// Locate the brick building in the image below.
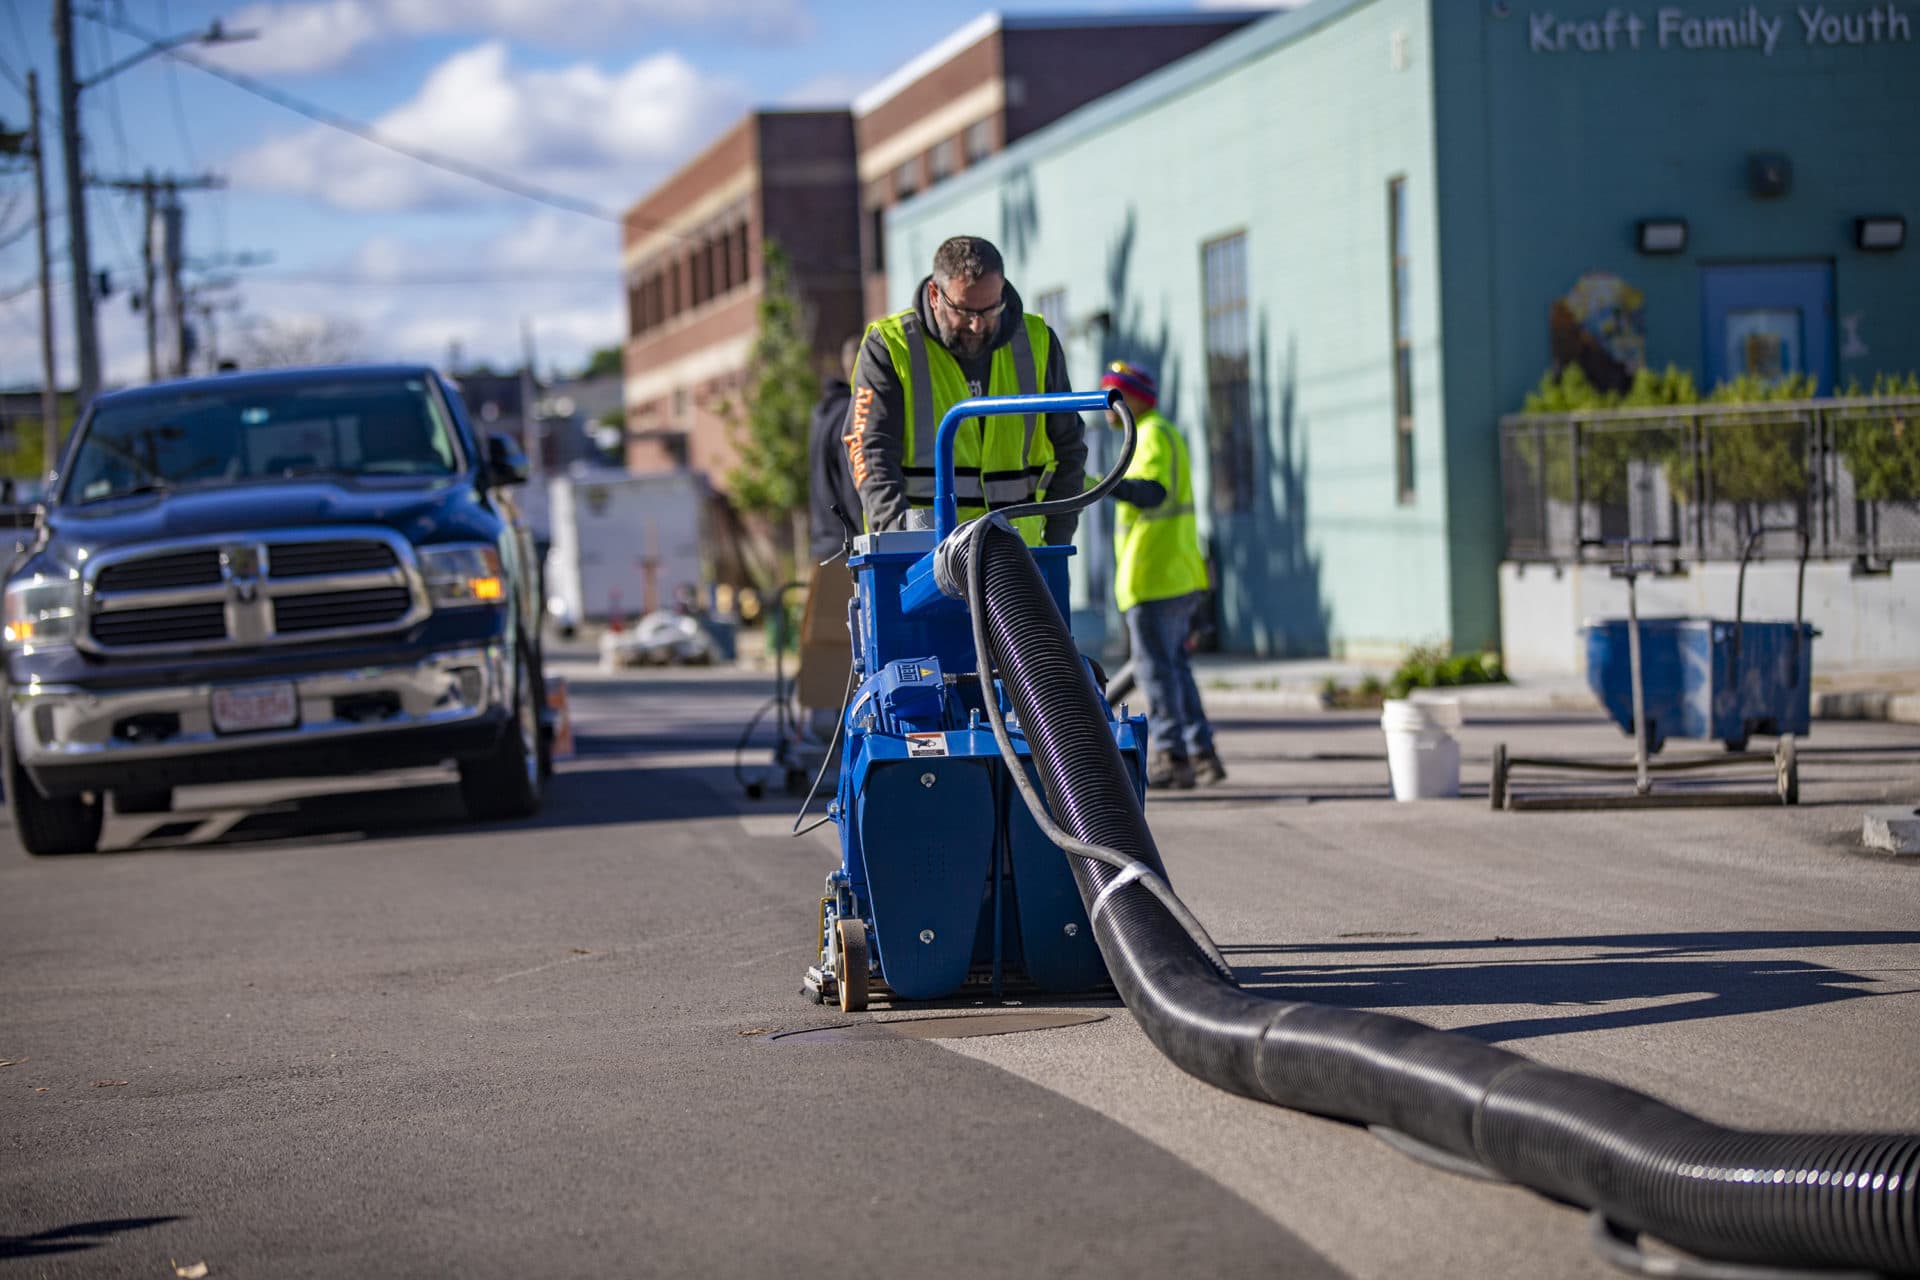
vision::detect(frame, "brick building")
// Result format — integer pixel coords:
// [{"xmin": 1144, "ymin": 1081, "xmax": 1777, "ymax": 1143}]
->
[
  {"xmin": 853, "ymin": 10, "xmax": 1264, "ymax": 319},
  {"xmin": 619, "ymin": 111, "xmax": 862, "ymax": 481},
  {"xmin": 617, "ymin": 13, "xmax": 1266, "ymax": 490}
]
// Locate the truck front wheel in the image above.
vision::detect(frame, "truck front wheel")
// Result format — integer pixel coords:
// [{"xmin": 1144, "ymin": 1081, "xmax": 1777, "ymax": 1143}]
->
[
  {"xmin": 458, "ymin": 645, "xmax": 543, "ymax": 821},
  {"xmin": 6, "ymin": 724, "xmax": 103, "ymax": 856}
]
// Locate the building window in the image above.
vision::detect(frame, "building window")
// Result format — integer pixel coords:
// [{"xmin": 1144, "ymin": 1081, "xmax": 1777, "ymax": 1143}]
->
[
  {"xmin": 1032, "ymin": 288, "xmax": 1067, "ymax": 330},
  {"xmin": 894, "ymin": 157, "xmax": 920, "ymax": 202},
  {"xmin": 929, "ymin": 137, "xmax": 959, "ymax": 185},
  {"xmin": 964, "ymin": 118, "xmax": 993, "ymax": 165},
  {"xmin": 868, "ymin": 205, "xmax": 887, "ymax": 273},
  {"xmin": 1201, "ymin": 232, "xmax": 1254, "ymax": 516},
  {"xmin": 1389, "ymin": 176, "xmax": 1414, "ymax": 504}
]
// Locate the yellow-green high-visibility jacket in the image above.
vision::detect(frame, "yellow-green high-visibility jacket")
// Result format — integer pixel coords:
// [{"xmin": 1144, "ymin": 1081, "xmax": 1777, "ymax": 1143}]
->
[
  {"xmin": 1114, "ymin": 408, "xmax": 1208, "ymax": 612},
  {"xmin": 870, "ymin": 309, "xmax": 1057, "ymax": 545}
]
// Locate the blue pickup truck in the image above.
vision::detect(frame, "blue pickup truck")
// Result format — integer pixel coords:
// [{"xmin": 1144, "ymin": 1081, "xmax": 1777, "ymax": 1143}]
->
[{"xmin": 3, "ymin": 364, "xmax": 551, "ymax": 855}]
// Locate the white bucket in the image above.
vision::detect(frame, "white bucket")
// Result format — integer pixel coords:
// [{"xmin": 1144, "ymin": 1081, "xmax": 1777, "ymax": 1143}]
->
[{"xmin": 1381, "ymin": 697, "xmax": 1462, "ymax": 801}]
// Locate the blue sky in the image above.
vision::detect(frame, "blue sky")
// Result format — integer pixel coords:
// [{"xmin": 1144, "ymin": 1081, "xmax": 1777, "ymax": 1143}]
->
[{"xmin": 0, "ymin": 0, "xmax": 1270, "ymax": 390}]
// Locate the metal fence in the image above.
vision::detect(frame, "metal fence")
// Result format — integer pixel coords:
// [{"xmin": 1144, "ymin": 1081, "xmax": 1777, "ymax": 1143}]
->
[{"xmin": 1499, "ymin": 397, "xmax": 1920, "ymax": 565}]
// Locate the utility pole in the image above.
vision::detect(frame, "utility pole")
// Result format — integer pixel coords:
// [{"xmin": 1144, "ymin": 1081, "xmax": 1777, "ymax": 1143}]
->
[
  {"xmin": 53, "ymin": 0, "xmax": 100, "ymax": 405},
  {"xmin": 95, "ymin": 173, "xmax": 223, "ymax": 383},
  {"xmin": 28, "ymin": 74, "xmax": 60, "ymax": 478},
  {"xmin": 51, "ymin": 4, "xmax": 257, "ymax": 402}
]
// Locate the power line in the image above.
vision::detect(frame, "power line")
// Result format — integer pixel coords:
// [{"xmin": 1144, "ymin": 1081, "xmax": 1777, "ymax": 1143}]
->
[
  {"xmin": 0, "ymin": 205, "xmax": 62, "ymax": 254},
  {"xmin": 89, "ymin": 19, "xmax": 134, "ymax": 168},
  {"xmin": 0, "ymin": 51, "xmax": 27, "ymax": 98},
  {"xmin": 156, "ymin": 0, "xmax": 198, "ymax": 169},
  {"xmin": 88, "ymin": 8, "xmax": 628, "ymax": 227}
]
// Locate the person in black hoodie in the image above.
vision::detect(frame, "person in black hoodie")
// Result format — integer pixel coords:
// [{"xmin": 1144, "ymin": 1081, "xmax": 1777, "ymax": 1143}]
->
[
  {"xmin": 846, "ymin": 235, "xmax": 1086, "ymax": 547},
  {"xmin": 806, "ymin": 336, "xmax": 862, "ymax": 562}
]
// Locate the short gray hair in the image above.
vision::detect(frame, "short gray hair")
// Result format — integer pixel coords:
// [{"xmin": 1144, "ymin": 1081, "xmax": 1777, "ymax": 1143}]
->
[{"xmin": 931, "ymin": 236, "xmax": 1004, "ymax": 287}]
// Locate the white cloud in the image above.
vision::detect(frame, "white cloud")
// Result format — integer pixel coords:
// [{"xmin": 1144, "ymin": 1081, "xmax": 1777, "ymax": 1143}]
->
[
  {"xmin": 241, "ymin": 211, "xmax": 623, "ymax": 376},
  {"xmin": 230, "ymin": 41, "xmax": 749, "ymax": 213},
  {"xmin": 207, "ymin": 0, "xmax": 810, "ymax": 74},
  {"xmin": 201, "ymin": 1, "xmax": 381, "ymax": 75}
]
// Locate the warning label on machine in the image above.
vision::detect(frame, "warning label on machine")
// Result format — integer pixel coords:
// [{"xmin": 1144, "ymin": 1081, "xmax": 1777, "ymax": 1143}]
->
[{"xmin": 905, "ymin": 732, "xmax": 949, "ymax": 758}]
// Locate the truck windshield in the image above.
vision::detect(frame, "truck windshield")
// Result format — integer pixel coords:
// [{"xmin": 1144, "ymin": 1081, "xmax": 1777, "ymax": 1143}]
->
[{"xmin": 63, "ymin": 376, "xmax": 464, "ymax": 504}]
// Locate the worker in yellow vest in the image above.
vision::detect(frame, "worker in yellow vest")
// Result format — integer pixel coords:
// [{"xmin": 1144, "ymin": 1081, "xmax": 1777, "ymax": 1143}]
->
[
  {"xmin": 1101, "ymin": 360, "xmax": 1224, "ymax": 789},
  {"xmin": 846, "ymin": 236, "xmax": 1087, "ymax": 547}
]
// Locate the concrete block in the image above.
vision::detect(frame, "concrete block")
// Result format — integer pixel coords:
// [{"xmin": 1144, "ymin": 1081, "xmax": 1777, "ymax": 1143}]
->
[{"xmin": 1862, "ymin": 807, "xmax": 1920, "ymax": 856}]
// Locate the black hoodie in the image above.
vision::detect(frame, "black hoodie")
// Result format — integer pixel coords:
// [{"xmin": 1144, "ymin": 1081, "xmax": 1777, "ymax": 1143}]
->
[{"xmin": 849, "ymin": 276, "xmax": 1087, "ymax": 546}]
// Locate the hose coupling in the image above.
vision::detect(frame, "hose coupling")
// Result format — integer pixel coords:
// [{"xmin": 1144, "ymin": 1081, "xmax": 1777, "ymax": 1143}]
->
[{"xmin": 933, "ymin": 514, "xmax": 1013, "ymax": 600}]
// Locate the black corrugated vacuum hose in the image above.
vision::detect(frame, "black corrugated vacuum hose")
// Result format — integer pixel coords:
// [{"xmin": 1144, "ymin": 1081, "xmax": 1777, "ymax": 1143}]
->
[{"xmin": 950, "ymin": 516, "xmax": 1919, "ymax": 1277}]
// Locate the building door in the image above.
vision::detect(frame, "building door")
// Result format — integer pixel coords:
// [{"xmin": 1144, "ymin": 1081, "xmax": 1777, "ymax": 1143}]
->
[{"xmin": 1701, "ymin": 262, "xmax": 1835, "ymax": 394}]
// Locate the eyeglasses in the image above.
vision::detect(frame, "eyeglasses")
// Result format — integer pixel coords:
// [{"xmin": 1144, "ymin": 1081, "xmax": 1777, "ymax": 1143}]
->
[{"xmin": 933, "ymin": 285, "xmax": 1006, "ymax": 323}]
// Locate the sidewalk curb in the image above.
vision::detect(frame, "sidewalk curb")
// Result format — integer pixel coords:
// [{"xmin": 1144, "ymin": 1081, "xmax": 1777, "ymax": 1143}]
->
[
  {"xmin": 544, "ymin": 656, "xmax": 1920, "ymax": 727},
  {"xmin": 1204, "ymin": 686, "xmax": 1920, "ymax": 724}
]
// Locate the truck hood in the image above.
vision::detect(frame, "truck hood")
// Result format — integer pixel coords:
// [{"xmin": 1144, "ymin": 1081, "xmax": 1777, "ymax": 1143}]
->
[{"xmin": 41, "ymin": 477, "xmax": 495, "ymax": 562}]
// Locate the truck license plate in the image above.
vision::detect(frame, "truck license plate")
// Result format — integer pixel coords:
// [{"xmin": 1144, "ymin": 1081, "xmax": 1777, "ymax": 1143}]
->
[{"xmin": 211, "ymin": 682, "xmax": 298, "ymax": 734}]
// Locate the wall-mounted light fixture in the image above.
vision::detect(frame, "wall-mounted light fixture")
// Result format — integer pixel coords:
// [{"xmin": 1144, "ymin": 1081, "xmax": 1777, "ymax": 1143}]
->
[
  {"xmin": 1636, "ymin": 219, "xmax": 1689, "ymax": 255},
  {"xmin": 1855, "ymin": 216, "xmax": 1906, "ymax": 252}
]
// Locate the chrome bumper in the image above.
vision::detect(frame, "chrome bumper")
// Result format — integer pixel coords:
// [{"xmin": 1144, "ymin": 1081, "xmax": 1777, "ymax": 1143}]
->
[{"xmin": 10, "ymin": 645, "xmax": 509, "ymax": 768}]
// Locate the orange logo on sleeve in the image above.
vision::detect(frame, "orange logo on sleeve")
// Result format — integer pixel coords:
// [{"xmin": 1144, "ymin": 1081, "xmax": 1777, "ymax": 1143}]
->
[{"xmin": 844, "ymin": 386, "xmax": 873, "ymax": 485}]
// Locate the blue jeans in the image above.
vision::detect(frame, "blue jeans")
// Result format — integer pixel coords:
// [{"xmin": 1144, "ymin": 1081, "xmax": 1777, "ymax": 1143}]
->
[{"xmin": 1125, "ymin": 592, "xmax": 1214, "ymax": 759}]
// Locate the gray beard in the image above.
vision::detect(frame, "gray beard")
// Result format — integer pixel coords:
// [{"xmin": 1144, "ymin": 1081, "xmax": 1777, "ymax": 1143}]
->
[{"xmin": 935, "ymin": 315, "xmax": 991, "ymax": 360}]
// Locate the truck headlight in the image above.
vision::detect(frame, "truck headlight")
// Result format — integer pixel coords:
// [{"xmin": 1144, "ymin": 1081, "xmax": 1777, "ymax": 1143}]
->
[
  {"xmin": 3, "ymin": 572, "xmax": 82, "ymax": 649},
  {"xmin": 419, "ymin": 544, "xmax": 506, "ymax": 608}
]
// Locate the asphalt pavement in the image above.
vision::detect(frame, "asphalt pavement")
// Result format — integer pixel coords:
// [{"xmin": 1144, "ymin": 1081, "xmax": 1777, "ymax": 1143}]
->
[{"xmin": 3, "ymin": 660, "xmax": 1917, "ymax": 1278}]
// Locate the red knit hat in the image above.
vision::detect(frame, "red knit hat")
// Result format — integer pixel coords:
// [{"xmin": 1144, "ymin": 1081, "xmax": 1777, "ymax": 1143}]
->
[{"xmin": 1100, "ymin": 359, "xmax": 1158, "ymax": 407}]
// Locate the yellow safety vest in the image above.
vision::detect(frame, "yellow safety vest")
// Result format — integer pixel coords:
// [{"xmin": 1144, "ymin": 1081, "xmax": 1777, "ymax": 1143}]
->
[
  {"xmin": 1114, "ymin": 409, "xmax": 1208, "ymax": 612},
  {"xmin": 872, "ymin": 309, "xmax": 1057, "ymax": 545}
]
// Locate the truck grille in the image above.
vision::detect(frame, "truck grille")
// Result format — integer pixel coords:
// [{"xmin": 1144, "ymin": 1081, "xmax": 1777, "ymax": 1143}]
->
[
  {"xmin": 84, "ymin": 530, "xmax": 426, "ymax": 653},
  {"xmin": 268, "ymin": 540, "xmax": 399, "ymax": 578},
  {"xmin": 94, "ymin": 549, "xmax": 223, "ymax": 592},
  {"xmin": 90, "ymin": 601, "xmax": 228, "ymax": 646},
  {"xmin": 274, "ymin": 587, "xmax": 414, "ymax": 633}
]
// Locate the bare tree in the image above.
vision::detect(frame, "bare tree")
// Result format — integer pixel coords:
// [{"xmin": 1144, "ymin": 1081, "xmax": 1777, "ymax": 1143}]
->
[{"xmin": 231, "ymin": 314, "xmax": 368, "ymax": 369}]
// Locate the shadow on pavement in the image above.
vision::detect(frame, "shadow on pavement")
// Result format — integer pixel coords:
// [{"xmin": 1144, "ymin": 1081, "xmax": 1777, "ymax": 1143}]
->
[
  {"xmin": 110, "ymin": 761, "xmax": 756, "ymax": 855},
  {"xmin": 1223, "ymin": 930, "xmax": 1920, "ymax": 1042},
  {"xmin": 0, "ymin": 1216, "xmax": 182, "ymax": 1261}
]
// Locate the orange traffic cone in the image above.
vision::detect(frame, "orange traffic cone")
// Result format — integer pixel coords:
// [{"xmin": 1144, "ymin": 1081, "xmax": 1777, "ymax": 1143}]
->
[{"xmin": 546, "ymin": 676, "xmax": 575, "ymax": 761}]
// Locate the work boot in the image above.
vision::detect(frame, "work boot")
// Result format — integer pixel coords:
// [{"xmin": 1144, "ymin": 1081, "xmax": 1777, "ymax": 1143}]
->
[
  {"xmin": 1192, "ymin": 750, "xmax": 1228, "ymax": 786},
  {"xmin": 1146, "ymin": 749, "xmax": 1195, "ymax": 790}
]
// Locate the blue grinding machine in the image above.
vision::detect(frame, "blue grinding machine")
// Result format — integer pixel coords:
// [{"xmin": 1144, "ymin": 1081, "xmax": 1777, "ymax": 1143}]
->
[{"xmin": 802, "ymin": 390, "xmax": 1146, "ymax": 1011}]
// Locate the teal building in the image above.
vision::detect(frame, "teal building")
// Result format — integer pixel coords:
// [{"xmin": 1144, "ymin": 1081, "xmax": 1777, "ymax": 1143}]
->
[{"xmin": 883, "ymin": 0, "xmax": 1920, "ymax": 658}]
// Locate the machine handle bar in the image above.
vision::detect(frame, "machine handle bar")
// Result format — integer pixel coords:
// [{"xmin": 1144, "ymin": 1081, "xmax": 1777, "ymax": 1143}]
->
[{"xmin": 934, "ymin": 390, "xmax": 1119, "ymax": 542}]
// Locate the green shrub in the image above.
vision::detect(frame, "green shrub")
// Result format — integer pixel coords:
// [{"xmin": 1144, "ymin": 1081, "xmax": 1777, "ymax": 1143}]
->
[
  {"xmin": 1386, "ymin": 643, "xmax": 1505, "ymax": 701},
  {"xmin": 1832, "ymin": 373, "xmax": 1920, "ymax": 502},
  {"xmin": 1516, "ymin": 367, "xmax": 1920, "ymax": 507}
]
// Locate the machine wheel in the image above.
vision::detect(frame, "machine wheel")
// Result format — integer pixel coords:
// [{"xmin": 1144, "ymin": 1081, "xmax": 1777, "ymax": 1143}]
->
[
  {"xmin": 835, "ymin": 918, "xmax": 869, "ymax": 1013},
  {"xmin": 1776, "ymin": 736, "xmax": 1799, "ymax": 806},
  {"xmin": 459, "ymin": 645, "xmax": 543, "ymax": 821},
  {"xmin": 7, "ymin": 723, "xmax": 102, "ymax": 856},
  {"xmin": 115, "ymin": 788, "xmax": 174, "ymax": 815},
  {"xmin": 1489, "ymin": 743, "xmax": 1508, "ymax": 812}
]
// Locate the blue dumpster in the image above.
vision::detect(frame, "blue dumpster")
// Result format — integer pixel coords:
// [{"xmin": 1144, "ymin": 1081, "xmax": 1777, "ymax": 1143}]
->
[{"xmin": 1583, "ymin": 618, "xmax": 1814, "ymax": 752}]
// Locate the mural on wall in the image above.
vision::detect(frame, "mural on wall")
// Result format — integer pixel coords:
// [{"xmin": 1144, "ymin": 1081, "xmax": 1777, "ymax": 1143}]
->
[{"xmin": 1548, "ymin": 271, "xmax": 1647, "ymax": 393}]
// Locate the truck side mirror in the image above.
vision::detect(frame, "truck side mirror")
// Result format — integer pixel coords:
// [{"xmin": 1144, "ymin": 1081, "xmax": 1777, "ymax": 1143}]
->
[{"xmin": 486, "ymin": 433, "xmax": 529, "ymax": 486}]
